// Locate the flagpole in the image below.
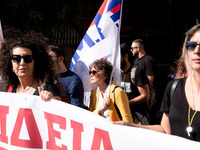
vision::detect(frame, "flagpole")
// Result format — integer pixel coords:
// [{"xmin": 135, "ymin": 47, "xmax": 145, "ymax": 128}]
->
[
  {"xmin": 108, "ymin": 0, "xmax": 123, "ymax": 94},
  {"xmin": 0, "ymin": 19, "xmax": 4, "ymax": 41}
]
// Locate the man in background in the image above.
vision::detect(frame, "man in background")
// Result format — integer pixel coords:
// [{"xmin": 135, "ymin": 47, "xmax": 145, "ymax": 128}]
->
[
  {"xmin": 131, "ymin": 39, "xmax": 154, "ymax": 83},
  {"xmin": 131, "ymin": 39, "xmax": 157, "ymax": 124},
  {"xmin": 48, "ymin": 44, "xmax": 85, "ymax": 108},
  {"xmin": 120, "ymin": 43, "xmax": 150, "ymax": 124}
]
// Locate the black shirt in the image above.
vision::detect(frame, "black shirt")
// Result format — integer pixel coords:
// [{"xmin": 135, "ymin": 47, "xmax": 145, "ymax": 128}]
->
[
  {"xmin": 161, "ymin": 77, "xmax": 200, "ymax": 141},
  {"xmin": 134, "ymin": 54, "xmax": 154, "ymax": 76},
  {"xmin": 121, "ymin": 66, "xmax": 149, "ymax": 116}
]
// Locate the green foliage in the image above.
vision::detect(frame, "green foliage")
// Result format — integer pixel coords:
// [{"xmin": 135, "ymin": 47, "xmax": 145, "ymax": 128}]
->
[{"xmin": 19, "ymin": 0, "xmax": 86, "ymax": 38}]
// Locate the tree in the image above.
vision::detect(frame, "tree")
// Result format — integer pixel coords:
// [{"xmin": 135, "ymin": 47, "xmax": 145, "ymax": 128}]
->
[{"xmin": 18, "ymin": 0, "xmax": 93, "ymax": 40}]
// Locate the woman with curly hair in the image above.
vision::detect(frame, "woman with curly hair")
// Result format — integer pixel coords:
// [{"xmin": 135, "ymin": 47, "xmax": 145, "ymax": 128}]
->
[{"xmin": 0, "ymin": 31, "xmax": 61, "ymax": 101}]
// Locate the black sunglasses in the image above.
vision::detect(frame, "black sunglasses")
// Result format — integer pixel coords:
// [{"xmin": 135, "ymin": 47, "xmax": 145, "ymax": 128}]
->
[
  {"xmin": 130, "ymin": 46, "xmax": 139, "ymax": 51},
  {"xmin": 89, "ymin": 70, "xmax": 98, "ymax": 76},
  {"xmin": 11, "ymin": 55, "xmax": 34, "ymax": 63},
  {"xmin": 186, "ymin": 41, "xmax": 200, "ymax": 52}
]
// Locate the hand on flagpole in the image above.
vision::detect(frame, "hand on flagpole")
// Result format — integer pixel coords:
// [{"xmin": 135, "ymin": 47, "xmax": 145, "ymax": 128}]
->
[{"xmin": 94, "ymin": 96, "xmax": 110, "ymax": 116}]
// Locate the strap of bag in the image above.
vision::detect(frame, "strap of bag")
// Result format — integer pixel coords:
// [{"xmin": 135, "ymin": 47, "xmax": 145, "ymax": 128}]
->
[
  {"xmin": 170, "ymin": 79, "xmax": 181, "ymax": 102},
  {"xmin": 130, "ymin": 64, "xmax": 138, "ymax": 85},
  {"xmin": 112, "ymin": 86, "xmax": 122, "ymax": 120}
]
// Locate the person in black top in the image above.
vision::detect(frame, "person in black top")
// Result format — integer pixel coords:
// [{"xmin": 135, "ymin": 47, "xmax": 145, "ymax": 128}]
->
[
  {"xmin": 120, "ymin": 43, "xmax": 150, "ymax": 124},
  {"xmin": 131, "ymin": 39, "xmax": 155, "ymax": 83},
  {"xmin": 114, "ymin": 24, "xmax": 200, "ymax": 142},
  {"xmin": 131, "ymin": 39, "xmax": 157, "ymax": 124}
]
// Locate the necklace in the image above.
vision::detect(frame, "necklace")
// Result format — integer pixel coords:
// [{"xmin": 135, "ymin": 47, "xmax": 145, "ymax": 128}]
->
[
  {"xmin": 20, "ymin": 79, "xmax": 35, "ymax": 92},
  {"xmin": 186, "ymin": 76, "xmax": 198, "ymax": 137},
  {"xmin": 186, "ymin": 106, "xmax": 198, "ymax": 137}
]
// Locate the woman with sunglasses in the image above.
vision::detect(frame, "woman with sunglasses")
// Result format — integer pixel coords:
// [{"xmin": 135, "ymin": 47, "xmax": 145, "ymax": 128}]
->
[
  {"xmin": 114, "ymin": 24, "xmax": 200, "ymax": 142},
  {"xmin": 89, "ymin": 59, "xmax": 133, "ymax": 123},
  {"xmin": 0, "ymin": 31, "xmax": 61, "ymax": 101}
]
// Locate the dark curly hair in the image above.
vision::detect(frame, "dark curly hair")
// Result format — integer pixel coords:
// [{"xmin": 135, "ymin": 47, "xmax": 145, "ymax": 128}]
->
[
  {"xmin": 0, "ymin": 30, "xmax": 58, "ymax": 89},
  {"xmin": 89, "ymin": 59, "xmax": 113, "ymax": 85}
]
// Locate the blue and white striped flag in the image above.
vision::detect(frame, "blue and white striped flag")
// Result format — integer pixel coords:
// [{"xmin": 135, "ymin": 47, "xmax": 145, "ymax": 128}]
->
[{"xmin": 70, "ymin": 0, "xmax": 123, "ymax": 92}]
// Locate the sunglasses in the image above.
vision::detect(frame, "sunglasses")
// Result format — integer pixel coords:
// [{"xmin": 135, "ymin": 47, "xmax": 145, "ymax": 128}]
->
[
  {"xmin": 186, "ymin": 41, "xmax": 200, "ymax": 52},
  {"xmin": 89, "ymin": 70, "xmax": 99, "ymax": 76},
  {"xmin": 11, "ymin": 55, "xmax": 34, "ymax": 63},
  {"xmin": 130, "ymin": 46, "xmax": 139, "ymax": 51}
]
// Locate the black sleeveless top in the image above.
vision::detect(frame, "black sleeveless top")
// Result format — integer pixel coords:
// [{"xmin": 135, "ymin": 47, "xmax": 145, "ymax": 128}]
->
[{"xmin": 161, "ymin": 77, "xmax": 200, "ymax": 141}]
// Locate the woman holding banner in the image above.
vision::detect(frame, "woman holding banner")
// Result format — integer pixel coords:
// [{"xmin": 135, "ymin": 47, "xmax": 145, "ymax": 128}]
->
[
  {"xmin": 89, "ymin": 59, "xmax": 133, "ymax": 123},
  {"xmin": 114, "ymin": 24, "xmax": 200, "ymax": 142},
  {"xmin": 0, "ymin": 31, "xmax": 61, "ymax": 101}
]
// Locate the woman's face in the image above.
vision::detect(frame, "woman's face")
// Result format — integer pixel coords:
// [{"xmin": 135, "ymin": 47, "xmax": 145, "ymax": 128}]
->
[
  {"xmin": 89, "ymin": 66, "xmax": 105, "ymax": 85},
  {"xmin": 188, "ymin": 30, "xmax": 200, "ymax": 72},
  {"xmin": 11, "ymin": 47, "xmax": 34, "ymax": 79}
]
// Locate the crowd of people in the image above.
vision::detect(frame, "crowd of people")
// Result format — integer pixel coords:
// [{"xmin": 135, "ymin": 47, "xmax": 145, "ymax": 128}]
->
[
  {"xmin": 114, "ymin": 24, "xmax": 200, "ymax": 142},
  {"xmin": 0, "ymin": 24, "xmax": 200, "ymax": 142}
]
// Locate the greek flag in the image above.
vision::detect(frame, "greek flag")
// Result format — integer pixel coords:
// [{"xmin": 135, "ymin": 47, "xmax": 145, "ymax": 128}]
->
[{"xmin": 70, "ymin": 0, "xmax": 123, "ymax": 92}]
